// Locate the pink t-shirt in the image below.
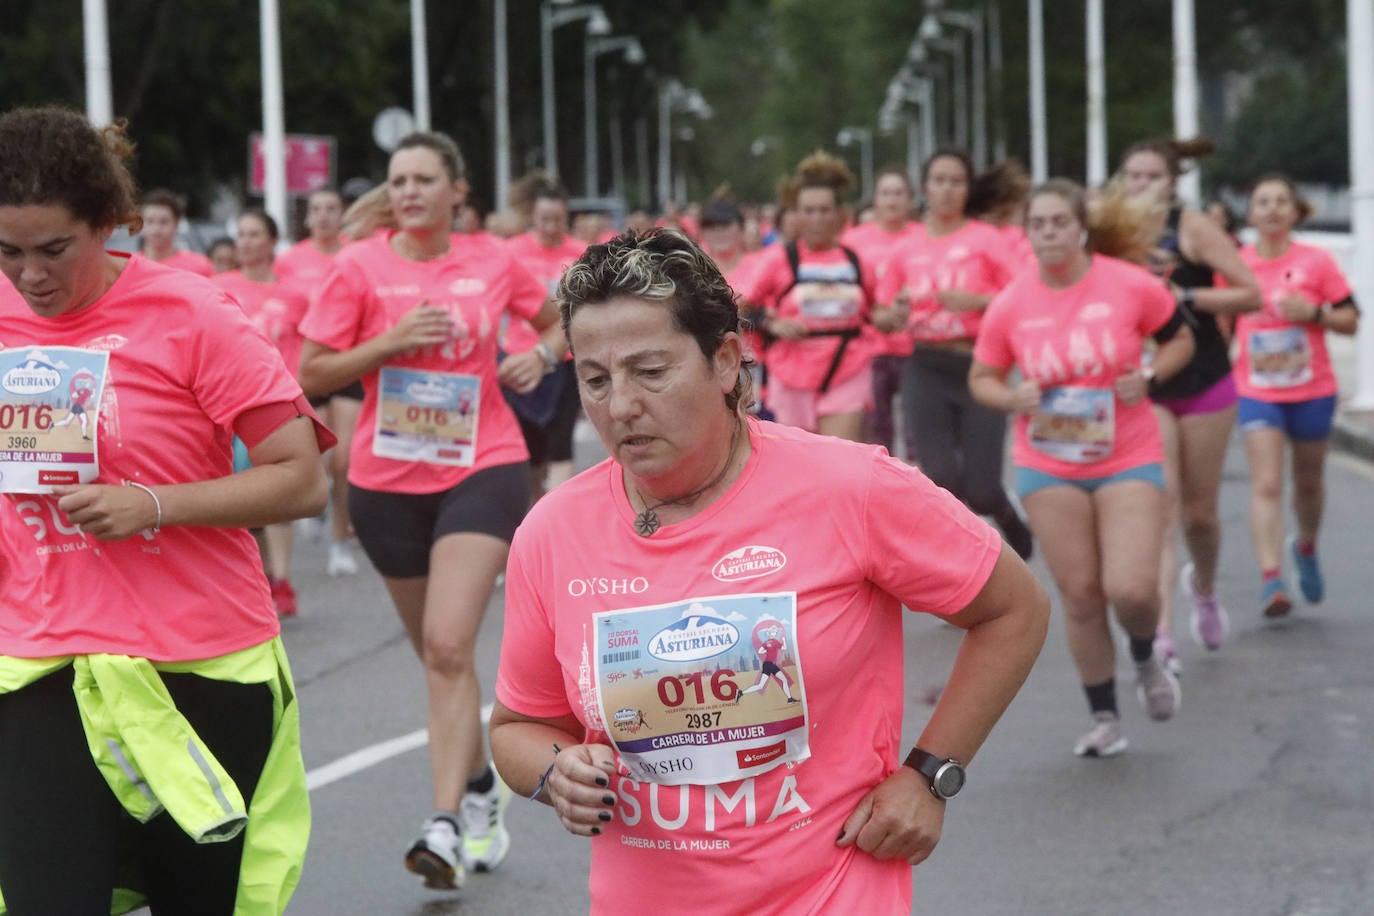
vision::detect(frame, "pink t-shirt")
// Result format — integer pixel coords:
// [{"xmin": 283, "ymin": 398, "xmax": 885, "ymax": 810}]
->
[
  {"xmin": 214, "ymin": 271, "xmax": 309, "ymax": 379},
  {"xmin": 1231, "ymin": 241, "xmax": 1351, "ymax": 402},
  {"xmin": 842, "ymin": 221, "xmax": 925, "ymax": 356},
  {"xmin": 274, "ymin": 238, "xmax": 339, "ymax": 294},
  {"xmin": 138, "ymin": 249, "xmax": 214, "ymax": 277},
  {"xmin": 996, "ymin": 224, "xmax": 1035, "ymax": 270},
  {"xmin": 738, "ymin": 243, "xmax": 879, "ymax": 391},
  {"xmin": 723, "ymin": 251, "xmax": 768, "ymax": 366},
  {"xmin": 0, "ymin": 255, "xmax": 325, "ymax": 660},
  {"xmin": 497, "ymin": 418, "xmax": 1002, "ymax": 915},
  {"xmin": 876, "ymin": 219, "xmax": 1018, "ymax": 344},
  {"xmin": 975, "ymin": 255, "xmax": 1176, "ymax": 478},
  {"xmin": 298, "ymin": 231, "xmax": 547, "ymax": 494},
  {"xmin": 503, "ymin": 232, "xmax": 586, "ymax": 355}
]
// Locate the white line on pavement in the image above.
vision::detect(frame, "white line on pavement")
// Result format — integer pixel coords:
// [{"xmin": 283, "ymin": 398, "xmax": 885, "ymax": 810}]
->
[{"xmin": 304, "ymin": 703, "xmax": 494, "ymax": 792}]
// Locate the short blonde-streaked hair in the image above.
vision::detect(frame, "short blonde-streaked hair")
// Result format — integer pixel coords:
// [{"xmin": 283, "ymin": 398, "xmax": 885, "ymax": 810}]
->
[{"xmin": 556, "ymin": 229, "xmax": 754, "ymax": 414}]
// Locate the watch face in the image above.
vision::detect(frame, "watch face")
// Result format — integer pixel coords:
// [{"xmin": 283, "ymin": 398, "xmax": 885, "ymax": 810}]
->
[{"xmin": 935, "ymin": 762, "xmax": 965, "ymax": 798}]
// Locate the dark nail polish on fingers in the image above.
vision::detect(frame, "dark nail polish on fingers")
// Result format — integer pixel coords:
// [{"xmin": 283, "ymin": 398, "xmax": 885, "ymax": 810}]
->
[
  {"xmin": 595, "ymin": 775, "xmax": 609, "ymax": 787},
  {"xmin": 599, "ymin": 811, "xmax": 612, "ymax": 822},
  {"xmin": 602, "ymin": 794, "xmax": 615, "ymax": 806},
  {"xmin": 591, "ymin": 826, "xmax": 602, "ymax": 836}
]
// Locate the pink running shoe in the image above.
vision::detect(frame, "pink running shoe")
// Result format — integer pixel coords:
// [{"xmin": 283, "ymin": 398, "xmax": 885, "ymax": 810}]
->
[{"xmin": 1181, "ymin": 562, "xmax": 1228, "ymax": 651}]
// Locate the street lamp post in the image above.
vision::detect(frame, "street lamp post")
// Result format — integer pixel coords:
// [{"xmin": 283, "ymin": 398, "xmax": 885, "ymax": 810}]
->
[
  {"xmin": 411, "ymin": 0, "xmax": 431, "ymax": 130},
  {"xmin": 494, "ymin": 0, "xmax": 511, "ymax": 211},
  {"xmin": 657, "ymin": 80, "xmax": 711, "ymax": 209},
  {"xmin": 1173, "ymin": 0, "xmax": 1201, "ymax": 205},
  {"xmin": 988, "ymin": 0, "xmax": 1006, "ymax": 161},
  {"xmin": 1028, "ymin": 0, "xmax": 1048, "ymax": 181},
  {"xmin": 881, "ymin": 69, "xmax": 934, "ymax": 178},
  {"xmin": 1347, "ymin": 0, "xmax": 1374, "ymax": 408},
  {"xmin": 259, "ymin": 0, "xmax": 288, "ymax": 239},
  {"xmin": 584, "ymin": 35, "xmax": 644, "ymax": 198},
  {"xmin": 926, "ymin": 36, "xmax": 968, "ymax": 151},
  {"xmin": 837, "ymin": 127, "xmax": 875, "ymax": 202},
  {"xmin": 921, "ymin": 5, "xmax": 987, "ymax": 168},
  {"xmin": 1086, "ymin": 0, "xmax": 1108, "ymax": 186},
  {"xmin": 82, "ymin": 0, "xmax": 113, "ymax": 127},
  {"xmin": 541, "ymin": 2, "xmax": 610, "ymax": 178}
]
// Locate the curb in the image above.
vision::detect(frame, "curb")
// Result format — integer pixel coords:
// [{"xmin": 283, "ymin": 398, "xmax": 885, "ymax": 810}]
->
[{"xmin": 1332, "ymin": 411, "xmax": 1374, "ymax": 464}]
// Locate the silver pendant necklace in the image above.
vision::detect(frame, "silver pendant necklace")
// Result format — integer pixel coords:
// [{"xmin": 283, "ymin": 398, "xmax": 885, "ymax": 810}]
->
[{"xmin": 631, "ymin": 421, "xmax": 742, "ymax": 537}]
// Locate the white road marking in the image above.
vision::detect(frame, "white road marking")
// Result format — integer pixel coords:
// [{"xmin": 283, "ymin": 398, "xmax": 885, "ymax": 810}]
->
[{"xmin": 305, "ymin": 703, "xmax": 493, "ymax": 792}]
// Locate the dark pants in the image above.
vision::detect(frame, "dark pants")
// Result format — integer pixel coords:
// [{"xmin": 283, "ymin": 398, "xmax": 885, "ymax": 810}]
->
[
  {"xmin": 0, "ymin": 666, "xmax": 273, "ymax": 915},
  {"xmin": 901, "ymin": 346, "xmax": 1014, "ymax": 516},
  {"xmin": 868, "ymin": 353, "xmax": 918, "ymax": 462}
]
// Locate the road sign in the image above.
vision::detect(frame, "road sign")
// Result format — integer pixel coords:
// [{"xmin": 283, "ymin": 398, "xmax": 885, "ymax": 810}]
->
[
  {"xmin": 372, "ymin": 107, "xmax": 416, "ymax": 153},
  {"xmin": 248, "ymin": 133, "xmax": 335, "ymax": 196}
]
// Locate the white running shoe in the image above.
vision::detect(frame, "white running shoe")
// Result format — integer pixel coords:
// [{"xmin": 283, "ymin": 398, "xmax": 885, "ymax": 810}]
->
[
  {"xmin": 458, "ymin": 773, "xmax": 512, "ymax": 873},
  {"xmin": 326, "ymin": 540, "xmax": 359, "ymax": 576},
  {"xmin": 1073, "ymin": 712, "xmax": 1128, "ymax": 758},
  {"xmin": 405, "ymin": 815, "xmax": 465, "ymax": 890}
]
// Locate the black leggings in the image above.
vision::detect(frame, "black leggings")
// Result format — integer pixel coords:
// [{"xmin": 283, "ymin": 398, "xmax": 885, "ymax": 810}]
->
[
  {"xmin": 0, "ymin": 666, "xmax": 273, "ymax": 916},
  {"xmin": 901, "ymin": 346, "xmax": 1014, "ymax": 516}
]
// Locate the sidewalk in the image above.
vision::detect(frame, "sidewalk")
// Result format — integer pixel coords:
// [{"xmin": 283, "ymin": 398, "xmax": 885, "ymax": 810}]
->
[{"xmin": 1328, "ymin": 333, "xmax": 1374, "ymax": 462}]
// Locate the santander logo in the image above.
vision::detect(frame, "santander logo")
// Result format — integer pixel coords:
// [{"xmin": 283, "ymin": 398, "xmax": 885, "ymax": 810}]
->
[{"xmin": 712, "ymin": 545, "xmax": 787, "ymax": 583}]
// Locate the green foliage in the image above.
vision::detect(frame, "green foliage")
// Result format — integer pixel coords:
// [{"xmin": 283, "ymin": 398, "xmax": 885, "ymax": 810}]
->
[{"xmin": 0, "ymin": 0, "xmax": 1352, "ymax": 217}]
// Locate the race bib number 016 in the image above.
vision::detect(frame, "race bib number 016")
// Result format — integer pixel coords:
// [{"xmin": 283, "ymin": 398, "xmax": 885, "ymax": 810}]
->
[
  {"xmin": 0, "ymin": 347, "xmax": 108, "ymax": 494},
  {"xmin": 594, "ymin": 592, "xmax": 809, "ymax": 786},
  {"xmin": 374, "ymin": 367, "xmax": 479, "ymax": 466}
]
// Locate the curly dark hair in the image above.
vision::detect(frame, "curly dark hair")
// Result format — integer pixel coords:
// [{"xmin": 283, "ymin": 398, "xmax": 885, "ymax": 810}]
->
[
  {"xmin": 556, "ymin": 228, "xmax": 754, "ymax": 414},
  {"xmin": 0, "ymin": 106, "xmax": 142, "ymax": 232}
]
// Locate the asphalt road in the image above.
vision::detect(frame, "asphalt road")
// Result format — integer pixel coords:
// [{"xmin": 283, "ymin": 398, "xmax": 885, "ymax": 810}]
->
[{"xmin": 276, "ymin": 427, "xmax": 1374, "ymax": 916}]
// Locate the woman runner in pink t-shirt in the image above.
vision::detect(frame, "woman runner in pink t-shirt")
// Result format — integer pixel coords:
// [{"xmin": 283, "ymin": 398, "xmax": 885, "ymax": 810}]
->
[
  {"xmin": 738, "ymin": 152, "xmax": 878, "ymax": 442},
  {"xmin": 502, "ymin": 176, "xmax": 587, "ymax": 503},
  {"xmin": 216, "ymin": 209, "xmax": 311, "ymax": 615},
  {"xmin": 297, "ymin": 132, "xmax": 565, "ymax": 892},
  {"xmin": 275, "ymin": 187, "xmax": 363, "ymax": 578},
  {"xmin": 136, "ymin": 187, "xmax": 214, "ymax": 277},
  {"xmin": 699, "ymin": 198, "xmax": 768, "ymax": 413},
  {"xmin": 840, "ymin": 167, "xmax": 922, "ymax": 460},
  {"xmin": 970, "ymin": 179, "xmax": 1196, "ymax": 758},
  {"xmin": 489, "ymin": 229, "xmax": 1048, "ymax": 915},
  {"xmin": 0, "ymin": 106, "xmax": 331, "ymax": 915},
  {"xmin": 1233, "ymin": 176, "xmax": 1360, "ymax": 616},
  {"xmin": 874, "ymin": 150, "xmax": 1033, "ymax": 559},
  {"xmin": 1118, "ymin": 138, "xmax": 1262, "ymax": 668}
]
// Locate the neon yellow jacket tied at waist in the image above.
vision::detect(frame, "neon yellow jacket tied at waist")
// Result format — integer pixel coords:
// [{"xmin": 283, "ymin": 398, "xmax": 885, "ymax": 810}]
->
[{"xmin": 0, "ymin": 637, "xmax": 309, "ymax": 916}]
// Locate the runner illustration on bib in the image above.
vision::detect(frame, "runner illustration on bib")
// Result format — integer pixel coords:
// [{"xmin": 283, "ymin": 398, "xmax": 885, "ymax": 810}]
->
[
  {"xmin": 595, "ymin": 593, "xmax": 809, "ymax": 786},
  {"xmin": 736, "ymin": 616, "xmax": 800, "ymax": 704},
  {"xmin": 374, "ymin": 367, "xmax": 480, "ymax": 466},
  {"xmin": 1029, "ymin": 386, "xmax": 1115, "ymax": 463},
  {"xmin": 0, "ymin": 346, "xmax": 108, "ymax": 493},
  {"xmin": 52, "ymin": 368, "xmax": 98, "ymax": 440}
]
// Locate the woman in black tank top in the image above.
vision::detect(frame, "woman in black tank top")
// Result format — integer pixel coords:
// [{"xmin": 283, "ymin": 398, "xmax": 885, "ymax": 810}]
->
[{"xmin": 1118, "ymin": 138, "xmax": 1261, "ymax": 672}]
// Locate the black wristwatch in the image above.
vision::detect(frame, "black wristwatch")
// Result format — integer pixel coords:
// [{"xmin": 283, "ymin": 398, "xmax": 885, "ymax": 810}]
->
[{"xmin": 903, "ymin": 747, "xmax": 966, "ymax": 800}]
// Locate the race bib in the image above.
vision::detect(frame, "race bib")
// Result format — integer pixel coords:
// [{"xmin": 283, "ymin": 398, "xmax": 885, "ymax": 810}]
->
[
  {"xmin": 796, "ymin": 282, "xmax": 861, "ymax": 326},
  {"xmin": 0, "ymin": 347, "xmax": 108, "ymax": 493},
  {"xmin": 374, "ymin": 367, "xmax": 479, "ymax": 466},
  {"xmin": 1248, "ymin": 327, "xmax": 1312, "ymax": 389},
  {"xmin": 595, "ymin": 592, "xmax": 810, "ymax": 786},
  {"xmin": 1030, "ymin": 386, "xmax": 1115, "ymax": 463}
]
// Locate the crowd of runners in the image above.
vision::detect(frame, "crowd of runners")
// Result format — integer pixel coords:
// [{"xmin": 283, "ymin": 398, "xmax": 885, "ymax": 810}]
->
[{"xmin": 0, "ymin": 100, "xmax": 1361, "ymax": 914}]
